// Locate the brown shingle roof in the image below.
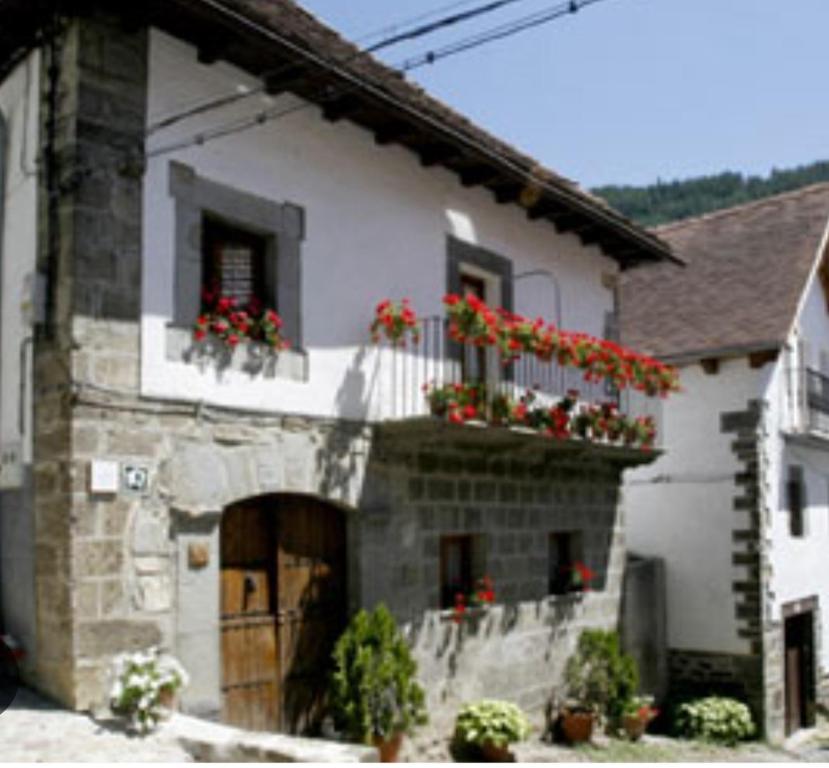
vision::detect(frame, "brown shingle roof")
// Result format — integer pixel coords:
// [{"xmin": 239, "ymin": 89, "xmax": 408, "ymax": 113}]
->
[{"xmin": 620, "ymin": 183, "xmax": 829, "ymax": 361}]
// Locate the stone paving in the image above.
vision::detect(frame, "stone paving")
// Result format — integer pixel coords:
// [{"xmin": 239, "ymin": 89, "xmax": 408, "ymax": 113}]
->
[{"xmin": 0, "ymin": 687, "xmax": 192, "ymax": 763}]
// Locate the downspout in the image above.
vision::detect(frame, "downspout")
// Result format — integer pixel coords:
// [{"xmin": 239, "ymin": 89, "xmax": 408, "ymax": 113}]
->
[{"xmin": 0, "ymin": 102, "xmax": 7, "ymax": 635}]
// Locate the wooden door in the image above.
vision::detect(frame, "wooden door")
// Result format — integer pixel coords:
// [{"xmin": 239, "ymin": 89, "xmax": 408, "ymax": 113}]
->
[
  {"xmin": 220, "ymin": 500, "xmax": 279, "ymax": 731},
  {"xmin": 277, "ymin": 496, "xmax": 347, "ymax": 734},
  {"xmin": 785, "ymin": 611, "xmax": 816, "ymax": 735},
  {"xmin": 220, "ymin": 495, "xmax": 347, "ymax": 734}
]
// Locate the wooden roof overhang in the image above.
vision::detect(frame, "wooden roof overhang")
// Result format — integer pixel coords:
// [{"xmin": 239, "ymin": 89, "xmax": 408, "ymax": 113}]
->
[{"xmin": 0, "ymin": 0, "xmax": 678, "ymax": 269}]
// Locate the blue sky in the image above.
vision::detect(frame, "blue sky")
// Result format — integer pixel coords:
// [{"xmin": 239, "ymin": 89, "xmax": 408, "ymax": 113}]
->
[{"xmin": 298, "ymin": 0, "xmax": 829, "ymax": 188}]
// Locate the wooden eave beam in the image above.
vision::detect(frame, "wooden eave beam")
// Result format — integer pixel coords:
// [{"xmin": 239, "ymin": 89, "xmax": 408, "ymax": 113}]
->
[
  {"xmin": 322, "ymin": 94, "xmax": 363, "ymax": 122},
  {"xmin": 419, "ymin": 144, "xmax": 463, "ymax": 167},
  {"xmin": 373, "ymin": 121, "xmax": 413, "ymax": 146},
  {"xmin": 459, "ymin": 165, "xmax": 502, "ymax": 188}
]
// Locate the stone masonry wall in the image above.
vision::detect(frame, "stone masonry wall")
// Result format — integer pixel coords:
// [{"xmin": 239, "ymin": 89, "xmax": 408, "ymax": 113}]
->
[
  {"xmin": 65, "ymin": 329, "xmax": 639, "ymax": 721},
  {"xmin": 30, "ymin": 11, "xmax": 147, "ymax": 705}
]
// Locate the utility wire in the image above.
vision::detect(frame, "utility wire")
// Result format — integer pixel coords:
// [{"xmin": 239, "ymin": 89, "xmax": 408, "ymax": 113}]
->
[
  {"xmin": 147, "ymin": 0, "xmax": 613, "ymax": 162},
  {"xmin": 401, "ymin": 0, "xmax": 608, "ymax": 69},
  {"xmin": 148, "ymin": 0, "xmax": 543, "ymax": 135},
  {"xmin": 353, "ymin": 0, "xmax": 487, "ymax": 44},
  {"xmin": 364, "ymin": 0, "xmax": 543, "ymax": 54}
]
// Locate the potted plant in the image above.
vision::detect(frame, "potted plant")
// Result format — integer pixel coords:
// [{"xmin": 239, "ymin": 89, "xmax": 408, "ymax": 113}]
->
[
  {"xmin": 454, "ymin": 699, "xmax": 531, "ymax": 762},
  {"xmin": 621, "ymin": 695, "xmax": 659, "ymax": 741},
  {"xmin": 329, "ymin": 604, "xmax": 427, "ymax": 762},
  {"xmin": 370, "ymin": 298, "xmax": 420, "ymax": 347},
  {"xmin": 558, "ymin": 629, "xmax": 639, "ymax": 743},
  {"xmin": 109, "ymin": 647, "xmax": 189, "ymax": 734}
]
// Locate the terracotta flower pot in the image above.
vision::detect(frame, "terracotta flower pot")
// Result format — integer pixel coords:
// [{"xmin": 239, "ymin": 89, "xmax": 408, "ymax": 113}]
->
[
  {"xmin": 480, "ymin": 740, "xmax": 514, "ymax": 762},
  {"xmin": 157, "ymin": 687, "xmax": 177, "ymax": 714},
  {"xmin": 622, "ymin": 714, "xmax": 647, "ymax": 742},
  {"xmin": 560, "ymin": 710, "xmax": 595, "ymax": 744},
  {"xmin": 373, "ymin": 732, "xmax": 404, "ymax": 763}
]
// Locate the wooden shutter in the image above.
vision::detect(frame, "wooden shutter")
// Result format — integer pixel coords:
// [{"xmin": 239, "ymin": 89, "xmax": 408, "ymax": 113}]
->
[
  {"xmin": 787, "ymin": 465, "xmax": 806, "ymax": 538},
  {"xmin": 170, "ymin": 164, "xmax": 203, "ymax": 327},
  {"xmin": 276, "ymin": 202, "xmax": 304, "ymax": 348}
]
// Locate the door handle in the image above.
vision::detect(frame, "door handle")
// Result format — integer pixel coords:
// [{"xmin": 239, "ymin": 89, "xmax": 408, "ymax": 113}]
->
[{"xmin": 243, "ymin": 573, "xmax": 257, "ymax": 611}]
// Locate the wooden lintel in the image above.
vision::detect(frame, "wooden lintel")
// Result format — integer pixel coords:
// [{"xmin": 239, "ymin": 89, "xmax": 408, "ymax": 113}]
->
[
  {"xmin": 701, "ymin": 358, "xmax": 720, "ymax": 375},
  {"xmin": 493, "ymin": 184, "xmax": 521, "ymax": 204},
  {"xmin": 578, "ymin": 228, "xmax": 603, "ymax": 246},
  {"xmin": 460, "ymin": 166, "xmax": 500, "ymax": 188},
  {"xmin": 374, "ymin": 122, "xmax": 410, "ymax": 146},
  {"xmin": 419, "ymin": 145, "xmax": 460, "ymax": 167},
  {"xmin": 197, "ymin": 44, "xmax": 222, "ymax": 65},
  {"xmin": 322, "ymin": 96, "xmax": 360, "ymax": 122},
  {"xmin": 748, "ymin": 349, "xmax": 778, "ymax": 369}
]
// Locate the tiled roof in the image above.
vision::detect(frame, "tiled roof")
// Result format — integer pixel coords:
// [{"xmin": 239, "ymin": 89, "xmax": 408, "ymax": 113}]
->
[{"xmin": 620, "ymin": 183, "xmax": 829, "ymax": 361}]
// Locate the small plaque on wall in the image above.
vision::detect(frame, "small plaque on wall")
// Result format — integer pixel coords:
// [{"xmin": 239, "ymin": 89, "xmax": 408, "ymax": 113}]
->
[
  {"xmin": 188, "ymin": 542, "xmax": 210, "ymax": 569},
  {"xmin": 89, "ymin": 460, "xmax": 119, "ymax": 495}
]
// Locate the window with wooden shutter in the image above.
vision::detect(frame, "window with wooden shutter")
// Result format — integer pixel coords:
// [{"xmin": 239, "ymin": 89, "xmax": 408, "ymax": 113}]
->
[{"xmin": 788, "ymin": 465, "xmax": 807, "ymax": 538}]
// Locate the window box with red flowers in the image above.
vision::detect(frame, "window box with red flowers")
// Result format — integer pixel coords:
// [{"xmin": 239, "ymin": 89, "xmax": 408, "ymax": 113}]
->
[
  {"xmin": 443, "ymin": 577, "xmax": 497, "ymax": 624},
  {"xmin": 166, "ymin": 288, "xmax": 309, "ymax": 382}
]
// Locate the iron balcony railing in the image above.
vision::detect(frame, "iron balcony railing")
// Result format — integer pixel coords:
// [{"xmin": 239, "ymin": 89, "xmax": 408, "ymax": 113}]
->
[
  {"xmin": 381, "ymin": 315, "xmax": 661, "ymax": 442},
  {"xmin": 806, "ymin": 368, "xmax": 829, "ymax": 422}
]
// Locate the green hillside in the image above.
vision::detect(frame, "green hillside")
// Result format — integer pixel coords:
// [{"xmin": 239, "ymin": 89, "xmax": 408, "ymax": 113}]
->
[{"xmin": 592, "ymin": 161, "xmax": 829, "ymax": 227}]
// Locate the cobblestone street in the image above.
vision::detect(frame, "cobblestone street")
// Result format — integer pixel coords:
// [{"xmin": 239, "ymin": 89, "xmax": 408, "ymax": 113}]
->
[{"xmin": 0, "ymin": 688, "xmax": 192, "ymax": 763}]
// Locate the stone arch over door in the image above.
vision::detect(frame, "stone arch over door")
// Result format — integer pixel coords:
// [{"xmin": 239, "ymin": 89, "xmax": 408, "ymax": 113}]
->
[{"xmin": 165, "ymin": 440, "xmax": 360, "ymax": 726}]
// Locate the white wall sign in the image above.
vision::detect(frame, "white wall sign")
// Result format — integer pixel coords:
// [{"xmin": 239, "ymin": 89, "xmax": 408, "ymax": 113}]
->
[
  {"xmin": 89, "ymin": 459, "xmax": 120, "ymax": 495},
  {"xmin": 0, "ymin": 442, "xmax": 23, "ymax": 490}
]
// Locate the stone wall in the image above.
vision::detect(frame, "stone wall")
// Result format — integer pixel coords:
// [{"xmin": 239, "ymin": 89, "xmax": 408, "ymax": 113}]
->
[
  {"xmin": 61, "ymin": 347, "xmax": 644, "ymax": 722},
  {"xmin": 363, "ymin": 425, "xmax": 633, "ymax": 726},
  {"xmin": 29, "ymin": 10, "xmax": 147, "ymax": 704}
]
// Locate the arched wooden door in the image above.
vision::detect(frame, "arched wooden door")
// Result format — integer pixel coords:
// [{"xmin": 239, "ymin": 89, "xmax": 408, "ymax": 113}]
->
[{"xmin": 220, "ymin": 494, "xmax": 347, "ymax": 734}]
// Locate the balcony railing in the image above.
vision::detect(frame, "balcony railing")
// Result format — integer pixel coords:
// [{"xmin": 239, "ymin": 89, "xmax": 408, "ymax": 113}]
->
[
  {"xmin": 805, "ymin": 368, "xmax": 829, "ymax": 433},
  {"xmin": 380, "ymin": 316, "xmax": 662, "ymax": 446}
]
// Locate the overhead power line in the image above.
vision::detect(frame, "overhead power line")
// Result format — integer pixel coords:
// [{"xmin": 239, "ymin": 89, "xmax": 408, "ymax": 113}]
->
[
  {"xmin": 400, "ymin": 0, "xmax": 609, "ymax": 69},
  {"xmin": 148, "ymin": 0, "xmax": 541, "ymax": 135},
  {"xmin": 353, "ymin": 0, "xmax": 487, "ymax": 44},
  {"xmin": 364, "ymin": 0, "xmax": 542, "ymax": 55},
  {"xmin": 147, "ymin": 0, "xmax": 615, "ymax": 160}
]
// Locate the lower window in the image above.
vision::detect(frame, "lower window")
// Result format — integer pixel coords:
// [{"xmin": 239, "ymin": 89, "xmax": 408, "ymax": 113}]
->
[
  {"xmin": 548, "ymin": 531, "xmax": 585, "ymax": 595},
  {"xmin": 440, "ymin": 535, "xmax": 478, "ymax": 609}
]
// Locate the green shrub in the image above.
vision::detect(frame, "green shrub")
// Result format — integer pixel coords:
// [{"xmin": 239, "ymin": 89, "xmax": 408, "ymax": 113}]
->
[
  {"xmin": 564, "ymin": 629, "xmax": 639, "ymax": 722},
  {"xmin": 329, "ymin": 604, "xmax": 427, "ymax": 744},
  {"xmin": 454, "ymin": 700, "xmax": 532, "ymax": 748},
  {"xmin": 674, "ymin": 696, "xmax": 755, "ymax": 745}
]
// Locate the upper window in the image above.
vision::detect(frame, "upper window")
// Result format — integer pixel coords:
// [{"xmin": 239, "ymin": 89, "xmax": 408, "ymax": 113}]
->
[
  {"xmin": 787, "ymin": 465, "xmax": 806, "ymax": 538},
  {"xmin": 169, "ymin": 161, "xmax": 304, "ymax": 347},
  {"xmin": 202, "ymin": 217, "xmax": 271, "ymax": 311}
]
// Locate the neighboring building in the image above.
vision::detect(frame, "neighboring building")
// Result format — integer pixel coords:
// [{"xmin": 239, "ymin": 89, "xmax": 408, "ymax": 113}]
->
[
  {"xmin": 622, "ymin": 184, "xmax": 829, "ymax": 743},
  {"xmin": 0, "ymin": 1, "xmax": 673, "ymax": 733}
]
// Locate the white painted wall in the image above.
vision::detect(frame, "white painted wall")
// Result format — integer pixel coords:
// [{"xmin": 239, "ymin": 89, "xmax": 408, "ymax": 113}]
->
[
  {"xmin": 0, "ymin": 51, "xmax": 39, "ymax": 465},
  {"xmin": 765, "ymin": 257, "xmax": 829, "ymax": 671},
  {"xmin": 625, "ymin": 358, "xmax": 769, "ymax": 654},
  {"xmin": 141, "ymin": 30, "xmax": 618, "ymax": 421}
]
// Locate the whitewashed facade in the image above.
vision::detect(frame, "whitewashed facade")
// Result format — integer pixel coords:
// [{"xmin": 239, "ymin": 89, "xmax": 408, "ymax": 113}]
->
[{"xmin": 625, "ymin": 197, "xmax": 829, "ymax": 742}]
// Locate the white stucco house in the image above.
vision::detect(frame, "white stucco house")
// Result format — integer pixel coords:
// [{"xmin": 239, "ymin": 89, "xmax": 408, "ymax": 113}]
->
[
  {"xmin": 0, "ymin": 0, "xmax": 676, "ymax": 735},
  {"xmin": 622, "ymin": 183, "xmax": 829, "ymax": 742}
]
